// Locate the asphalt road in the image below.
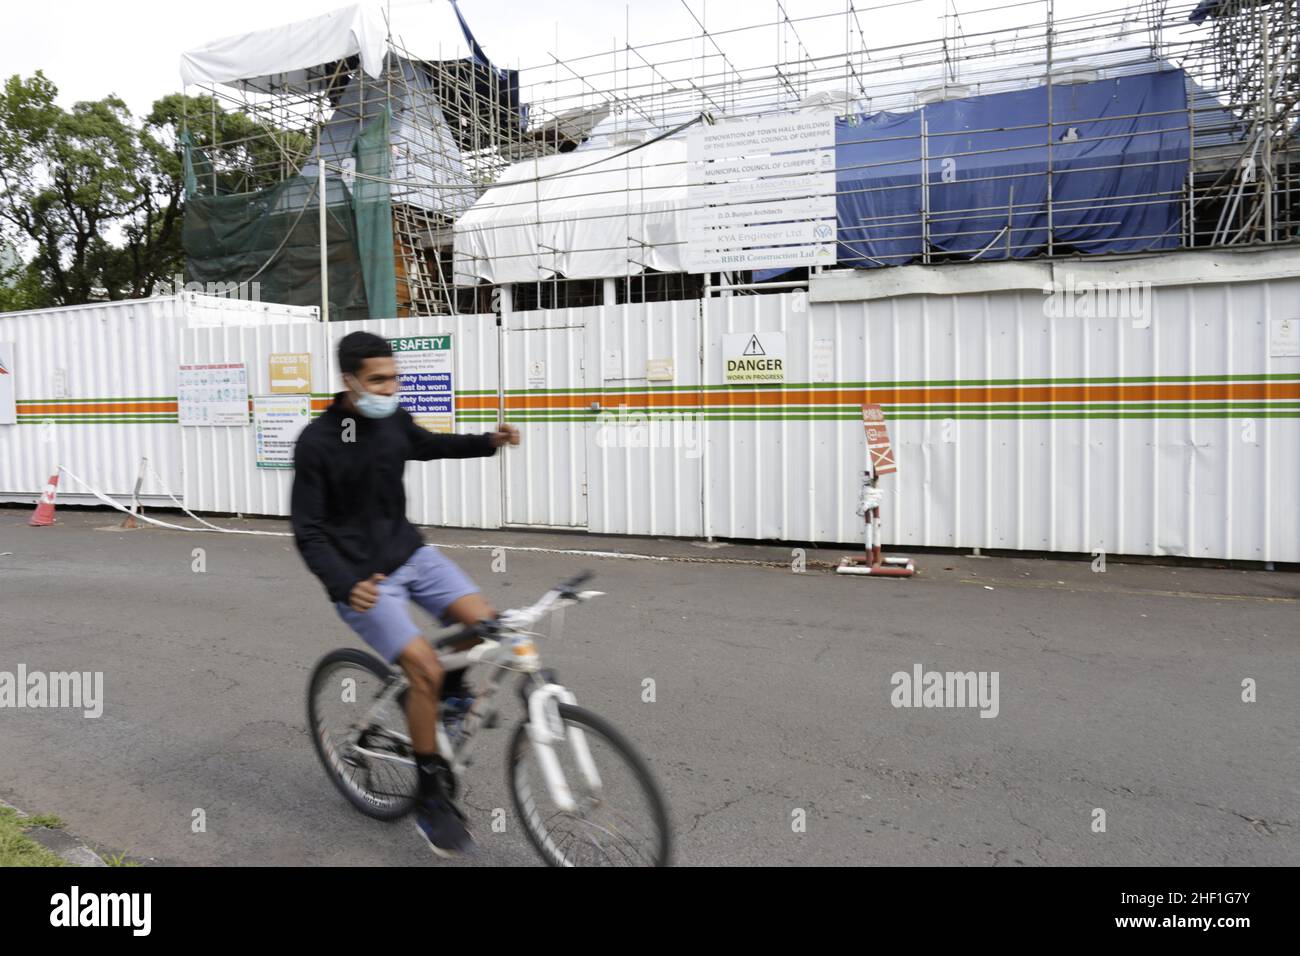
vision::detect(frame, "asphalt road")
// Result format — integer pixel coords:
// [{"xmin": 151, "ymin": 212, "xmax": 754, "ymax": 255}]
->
[{"xmin": 1, "ymin": 507, "xmax": 1296, "ymax": 866}]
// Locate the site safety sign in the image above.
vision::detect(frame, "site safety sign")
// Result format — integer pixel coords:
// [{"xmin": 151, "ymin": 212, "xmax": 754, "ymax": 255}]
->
[{"xmin": 722, "ymin": 331, "xmax": 786, "ymax": 384}]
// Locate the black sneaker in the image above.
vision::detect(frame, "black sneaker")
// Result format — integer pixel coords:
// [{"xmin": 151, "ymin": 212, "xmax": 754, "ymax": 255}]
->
[{"xmin": 414, "ymin": 797, "xmax": 474, "ymax": 858}]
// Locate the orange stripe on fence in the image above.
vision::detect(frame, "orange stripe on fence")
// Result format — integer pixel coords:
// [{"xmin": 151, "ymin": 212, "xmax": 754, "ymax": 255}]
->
[
  {"xmin": 19, "ymin": 401, "xmax": 178, "ymax": 415},
  {"xmin": 502, "ymin": 382, "xmax": 1300, "ymax": 409}
]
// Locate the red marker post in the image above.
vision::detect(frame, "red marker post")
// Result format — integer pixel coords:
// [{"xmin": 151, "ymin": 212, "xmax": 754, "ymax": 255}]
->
[{"xmin": 837, "ymin": 404, "xmax": 915, "ymax": 577}]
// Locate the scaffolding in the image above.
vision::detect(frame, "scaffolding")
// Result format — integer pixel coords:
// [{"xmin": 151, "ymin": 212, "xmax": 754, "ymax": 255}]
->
[
  {"xmin": 181, "ymin": 2, "xmax": 532, "ymax": 318},
  {"xmin": 1181, "ymin": 0, "xmax": 1300, "ymax": 243},
  {"xmin": 180, "ymin": 1, "xmax": 1300, "ymax": 318}
]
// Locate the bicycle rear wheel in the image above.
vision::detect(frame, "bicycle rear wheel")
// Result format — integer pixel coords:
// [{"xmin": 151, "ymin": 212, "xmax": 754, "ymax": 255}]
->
[
  {"xmin": 307, "ymin": 648, "xmax": 418, "ymax": 821},
  {"xmin": 507, "ymin": 704, "xmax": 671, "ymax": 866}
]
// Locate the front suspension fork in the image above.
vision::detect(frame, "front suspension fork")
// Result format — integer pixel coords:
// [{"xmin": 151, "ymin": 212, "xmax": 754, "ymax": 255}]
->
[{"xmin": 525, "ymin": 676, "xmax": 602, "ymax": 812}]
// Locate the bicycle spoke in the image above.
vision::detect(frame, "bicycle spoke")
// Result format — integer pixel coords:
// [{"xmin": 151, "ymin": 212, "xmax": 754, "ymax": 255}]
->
[{"xmin": 512, "ymin": 707, "xmax": 667, "ymax": 866}]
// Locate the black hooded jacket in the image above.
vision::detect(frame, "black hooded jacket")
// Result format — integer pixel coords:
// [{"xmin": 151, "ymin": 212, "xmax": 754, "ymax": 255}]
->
[{"xmin": 290, "ymin": 392, "xmax": 498, "ymax": 603}]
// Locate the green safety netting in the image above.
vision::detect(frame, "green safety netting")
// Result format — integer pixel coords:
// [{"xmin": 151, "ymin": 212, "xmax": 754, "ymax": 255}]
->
[{"xmin": 181, "ymin": 109, "xmax": 397, "ymax": 321}]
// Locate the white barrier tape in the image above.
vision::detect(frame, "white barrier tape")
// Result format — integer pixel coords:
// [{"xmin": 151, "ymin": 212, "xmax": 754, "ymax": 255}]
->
[
  {"xmin": 56, "ymin": 465, "xmax": 292, "ymax": 537},
  {"xmin": 57, "ymin": 466, "xmax": 224, "ymax": 533},
  {"xmin": 56, "ymin": 466, "xmax": 821, "ymax": 568},
  {"xmin": 143, "ymin": 458, "xmax": 224, "ymax": 531},
  {"xmin": 142, "ymin": 459, "xmax": 290, "ymax": 537}
]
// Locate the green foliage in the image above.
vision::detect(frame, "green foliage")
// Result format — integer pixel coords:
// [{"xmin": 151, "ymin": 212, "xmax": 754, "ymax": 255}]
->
[
  {"xmin": 0, "ymin": 249, "xmax": 50, "ymax": 311},
  {"xmin": 0, "ymin": 74, "xmax": 307, "ymax": 309}
]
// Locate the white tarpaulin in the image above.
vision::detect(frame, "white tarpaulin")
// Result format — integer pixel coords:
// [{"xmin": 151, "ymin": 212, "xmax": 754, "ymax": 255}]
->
[
  {"xmin": 453, "ymin": 139, "xmax": 691, "ymax": 284},
  {"xmin": 180, "ymin": 3, "xmax": 390, "ymax": 91},
  {"xmin": 297, "ymin": 59, "xmax": 476, "ymax": 219}
]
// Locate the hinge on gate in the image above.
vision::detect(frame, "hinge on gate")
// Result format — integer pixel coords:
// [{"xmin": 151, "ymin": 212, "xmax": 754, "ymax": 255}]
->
[{"xmin": 581, "ymin": 480, "xmax": 588, "ymax": 496}]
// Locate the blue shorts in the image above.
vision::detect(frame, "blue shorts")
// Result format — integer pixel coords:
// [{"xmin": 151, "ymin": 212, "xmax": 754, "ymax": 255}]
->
[{"xmin": 334, "ymin": 545, "xmax": 480, "ymax": 663}]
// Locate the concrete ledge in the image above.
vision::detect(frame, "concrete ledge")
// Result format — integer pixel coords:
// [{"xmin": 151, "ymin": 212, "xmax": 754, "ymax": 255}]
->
[{"xmin": 810, "ymin": 244, "xmax": 1300, "ymax": 302}]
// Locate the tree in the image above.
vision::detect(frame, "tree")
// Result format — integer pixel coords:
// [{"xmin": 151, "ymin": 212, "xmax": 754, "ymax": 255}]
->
[
  {"xmin": 0, "ymin": 75, "xmax": 211, "ymax": 307},
  {"xmin": 0, "ymin": 72, "xmax": 316, "ymax": 310}
]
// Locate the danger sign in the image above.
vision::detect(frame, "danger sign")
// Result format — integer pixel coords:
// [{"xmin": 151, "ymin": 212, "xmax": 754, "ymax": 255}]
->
[
  {"xmin": 723, "ymin": 331, "xmax": 786, "ymax": 383},
  {"xmin": 863, "ymin": 404, "xmax": 896, "ymax": 475}
]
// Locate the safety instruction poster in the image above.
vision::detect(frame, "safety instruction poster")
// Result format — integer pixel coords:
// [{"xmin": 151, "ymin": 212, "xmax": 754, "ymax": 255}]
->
[
  {"xmin": 178, "ymin": 363, "xmax": 249, "ymax": 426},
  {"xmin": 253, "ymin": 394, "xmax": 312, "ymax": 469},
  {"xmin": 390, "ymin": 335, "xmax": 454, "ymax": 433}
]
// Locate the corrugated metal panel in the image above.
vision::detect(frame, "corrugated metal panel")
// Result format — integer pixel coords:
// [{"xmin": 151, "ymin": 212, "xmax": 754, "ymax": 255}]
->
[
  {"xmin": 586, "ymin": 300, "xmax": 702, "ymax": 537},
  {"xmin": 180, "ymin": 320, "xmax": 327, "ymax": 516},
  {"xmin": 181, "ymin": 315, "xmax": 501, "ymax": 530},
  {"xmin": 702, "ymin": 278, "xmax": 1300, "ymax": 563},
  {"xmin": 78, "ymin": 261, "xmax": 1297, "ymax": 565},
  {"xmin": 0, "ymin": 295, "xmax": 316, "ymax": 506},
  {"xmin": 504, "ymin": 307, "xmax": 588, "ymax": 527}
]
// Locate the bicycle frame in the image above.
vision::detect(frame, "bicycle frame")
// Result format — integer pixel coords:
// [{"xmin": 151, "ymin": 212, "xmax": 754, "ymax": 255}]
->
[{"xmin": 346, "ymin": 583, "xmax": 606, "ymax": 813}]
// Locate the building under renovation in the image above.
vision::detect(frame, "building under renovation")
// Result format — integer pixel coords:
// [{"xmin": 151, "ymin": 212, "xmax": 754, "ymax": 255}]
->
[
  {"xmin": 179, "ymin": 0, "xmax": 1298, "ymax": 316},
  {"xmin": 2, "ymin": 0, "xmax": 1293, "ymax": 563}
]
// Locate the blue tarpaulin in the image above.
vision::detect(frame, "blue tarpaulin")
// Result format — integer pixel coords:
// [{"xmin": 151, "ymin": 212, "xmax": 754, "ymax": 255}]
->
[
  {"xmin": 755, "ymin": 69, "xmax": 1190, "ymax": 279},
  {"xmin": 833, "ymin": 69, "xmax": 1190, "ymax": 269}
]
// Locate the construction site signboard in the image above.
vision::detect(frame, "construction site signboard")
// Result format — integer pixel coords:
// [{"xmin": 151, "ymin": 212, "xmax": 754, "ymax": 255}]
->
[
  {"xmin": 390, "ymin": 335, "xmax": 454, "ymax": 434},
  {"xmin": 269, "ymin": 353, "xmax": 312, "ymax": 394},
  {"xmin": 723, "ymin": 331, "xmax": 786, "ymax": 384},
  {"xmin": 687, "ymin": 113, "xmax": 837, "ymax": 273},
  {"xmin": 253, "ymin": 394, "xmax": 311, "ymax": 469}
]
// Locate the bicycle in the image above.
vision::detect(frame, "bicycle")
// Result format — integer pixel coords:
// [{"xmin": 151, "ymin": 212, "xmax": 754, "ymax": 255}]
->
[{"xmin": 306, "ymin": 571, "xmax": 672, "ymax": 866}]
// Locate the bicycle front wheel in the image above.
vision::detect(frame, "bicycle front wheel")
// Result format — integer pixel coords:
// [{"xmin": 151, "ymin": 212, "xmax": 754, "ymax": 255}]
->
[{"xmin": 507, "ymin": 704, "xmax": 672, "ymax": 867}]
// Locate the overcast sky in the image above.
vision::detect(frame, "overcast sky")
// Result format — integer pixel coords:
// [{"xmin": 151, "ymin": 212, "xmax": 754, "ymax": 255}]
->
[{"xmin": 0, "ymin": 0, "xmax": 1150, "ymax": 117}]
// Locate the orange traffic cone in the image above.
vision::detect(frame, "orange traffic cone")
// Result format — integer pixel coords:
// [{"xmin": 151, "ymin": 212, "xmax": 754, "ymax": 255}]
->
[{"xmin": 29, "ymin": 473, "xmax": 59, "ymax": 526}]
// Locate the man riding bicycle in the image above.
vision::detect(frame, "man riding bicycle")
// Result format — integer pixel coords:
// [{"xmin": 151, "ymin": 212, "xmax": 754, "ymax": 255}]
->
[{"xmin": 291, "ymin": 331, "xmax": 519, "ymax": 857}]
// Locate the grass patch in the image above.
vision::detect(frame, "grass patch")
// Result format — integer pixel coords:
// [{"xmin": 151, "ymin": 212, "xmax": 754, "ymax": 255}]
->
[
  {"xmin": 25, "ymin": 814, "xmax": 65, "ymax": 829},
  {"xmin": 0, "ymin": 805, "xmax": 68, "ymax": 867}
]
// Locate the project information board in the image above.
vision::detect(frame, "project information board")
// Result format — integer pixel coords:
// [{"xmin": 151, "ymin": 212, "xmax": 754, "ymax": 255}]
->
[{"xmin": 686, "ymin": 113, "xmax": 837, "ymax": 272}]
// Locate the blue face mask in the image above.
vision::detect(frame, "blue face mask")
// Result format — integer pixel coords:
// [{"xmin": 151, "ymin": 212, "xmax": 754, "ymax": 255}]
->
[{"xmin": 347, "ymin": 378, "xmax": 400, "ymax": 419}]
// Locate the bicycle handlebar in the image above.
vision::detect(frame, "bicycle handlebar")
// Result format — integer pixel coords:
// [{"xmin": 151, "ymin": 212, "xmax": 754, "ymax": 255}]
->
[{"xmin": 432, "ymin": 572, "xmax": 598, "ymax": 650}]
